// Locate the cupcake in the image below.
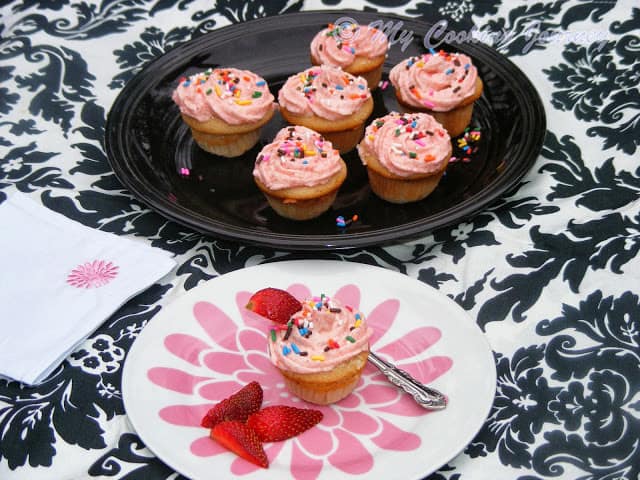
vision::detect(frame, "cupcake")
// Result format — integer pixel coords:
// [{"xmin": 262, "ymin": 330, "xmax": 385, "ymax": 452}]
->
[
  {"xmin": 389, "ymin": 50, "xmax": 483, "ymax": 137},
  {"xmin": 278, "ymin": 65, "xmax": 374, "ymax": 153},
  {"xmin": 357, "ymin": 112, "xmax": 452, "ymax": 203},
  {"xmin": 172, "ymin": 68, "xmax": 276, "ymax": 157},
  {"xmin": 252, "ymin": 126, "xmax": 347, "ymax": 221},
  {"xmin": 310, "ymin": 22, "xmax": 389, "ymax": 89},
  {"xmin": 268, "ymin": 295, "xmax": 372, "ymax": 405}
]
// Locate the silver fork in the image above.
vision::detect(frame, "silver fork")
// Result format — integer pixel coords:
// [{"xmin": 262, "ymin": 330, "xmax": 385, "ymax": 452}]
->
[{"xmin": 368, "ymin": 351, "xmax": 447, "ymax": 410}]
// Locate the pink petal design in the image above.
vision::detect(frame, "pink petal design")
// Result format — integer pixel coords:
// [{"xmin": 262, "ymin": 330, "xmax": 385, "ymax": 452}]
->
[
  {"xmin": 287, "ymin": 283, "xmax": 311, "ymax": 302},
  {"xmin": 147, "ymin": 367, "xmax": 210, "ymax": 394},
  {"xmin": 159, "ymin": 404, "xmax": 210, "ymax": 426},
  {"xmin": 328, "ymin": 428, "xmax": 373, "ymax": 474},
  {"xmin": 332, "ymin": 284, "xmax": 360, "ymax": 309},
  {"xmin": 366, "ymin": 299, "xmax": 400, "ymax": 346},
  {"xmin": 203, "ymin": 351, "xmax": 249, "ymax": 374},
  {"xmin": 337, "ymin": 393, "xmax": 361, "ymax": 408},
  {"xmin": 236, "ymin": 370, "xmax": 274, "ymax": 390},
  {"xmin": 318, "ymin": 406, "xmax": 340, "ymax": 427},
  {"xmin": 193, "ymin": 301, "xmax": 238, "ymax": 351},
  {"xmin": 245, "ymin": 352, "xmax": 273, "ymax": 373},
  {"xmin": 191, "ymin": 435, "xmax": 225, "ymax": 457},
  {"xmin": 66, "ymin": 259, "xmax": 118, "ymax": 289},
  {"xmin": 340, "ymin": 410, "xmax": 379, "ymax": 435},
  {"xmin": 238, "ymin": 328, "xmax": 267, "ymax": 352},
  {"xmin": 199, "ymin": 380, "xmax": 245, "ymax": 401},
  {"xmin": 376, "ymin": 327, "xmax": 442, "ymax": 361},
  {"xmin": 164, "ymin": 333, "xmax": 209, "ymax": 366},
  {"xmin": 371, "ymin": 418, "xmax": 422, "ymax": 451},
  {"xmin": 358, "ymin": 382, "xmax": 401, "ymax": 405},
  {"xmin": 291, "ymin": 442, "xmax": 324, "ymax": 480},
  {"xmin": 399, "ymin": 356, "xmax": 453, "ymax": 384},
  {"xmin": 297, "ymin": 426, "xmax": 334, "ymax": 456}
]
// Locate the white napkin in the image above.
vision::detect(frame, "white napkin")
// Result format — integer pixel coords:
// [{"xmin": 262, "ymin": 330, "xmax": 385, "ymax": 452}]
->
[{"xmin": 0, "ymin": 192, "xmax": 176, "ymax": 385}]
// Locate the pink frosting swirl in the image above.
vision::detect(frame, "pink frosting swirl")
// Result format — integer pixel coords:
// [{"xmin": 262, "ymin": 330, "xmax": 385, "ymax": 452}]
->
[
  {"xmin": 278, "ymin": 65, "xmax": 371, "ymax": 120},
  {"xmin": 310, "ymin": 23, "xmax": 389, "ymax": 68},
  {"xmin": 171, "ymin": 68, "xmax": 275, "ymax": 125},
  {"xmin": 268, "ymin": 296, "xmax": 372, "ymax": 374},
  {"xmin": 358, "ymin": 112, "xmax": 451, "ymax": 177},
  {"xmin": 390, "ymin": 51, "xmax": 479, "ymax": 111},
  {"xmin": 253, "ymin": 126, "xmax": 342, "ymax": 190}
]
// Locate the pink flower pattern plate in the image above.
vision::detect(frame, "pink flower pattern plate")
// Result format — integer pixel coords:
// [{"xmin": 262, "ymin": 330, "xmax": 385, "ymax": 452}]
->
[{"xmin": 122, "ymin": 260, "xmax": 496, "ymax": 480}]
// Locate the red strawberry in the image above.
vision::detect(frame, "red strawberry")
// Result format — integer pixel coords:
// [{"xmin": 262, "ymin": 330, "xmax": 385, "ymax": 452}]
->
[
  {"xmin": 201, "ymin": 381, "xmax": 263, "ymax": 428},
  {"xmin": 247, "ymin": 405, "xmax": 323, "ymax": 442},
  {"xmin": 210, "ymin": 420, "xmax": 269, "ymax": 468},
  {"xmin": 245, "ymin": 288, "xmax": 302, "ymax": 324}
]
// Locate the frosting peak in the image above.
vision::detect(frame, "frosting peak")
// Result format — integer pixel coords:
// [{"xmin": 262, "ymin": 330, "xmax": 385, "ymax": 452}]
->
[
  {"xmin": 358, "ymin": 112, "xmax": 451, "ymax": 177},
  {"xmin": 390, "ymin": 51, "xmax": 479, "ymax": 111},
  {"xmin": 253, "ymin": 126, "xmax": 343, "ymax": 190},
  {"xmin": 268, "ymin": 295, "xmax": 372, "ymax": 373},
  {"xmin": 310, "ymin": 23, "xmax": 389, "ymax": 68},
  {"xmin": 277, "ymin": 65, "xmax": 371, "ymax": 120},
  {"xmin": 171, "ymin": 68, "xmax": 275, "ymax": 125}
]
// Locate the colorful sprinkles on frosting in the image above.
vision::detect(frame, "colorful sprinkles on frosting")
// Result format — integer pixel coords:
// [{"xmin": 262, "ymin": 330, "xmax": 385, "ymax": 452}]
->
[
  {"xmin": 179, "ymin": 68, "xmax": 268, "ymax": 106},
  {"xmin": 256, "ymin": 127, "xmax": 337, "ymax": 169},
  {"xmin": 296, "ymin": 67, "xmax": 368, "ymax": 105},
  {"xmin": 403, "ymin": 50, "xmax": 473, "ymax": 97},
  {"xmin": 269, "ymin": 294, "xmax": 366, "ymax": 360},
  {"xmin": 366, "ymin": 112, "xmax": 447, "ymax": 162}
]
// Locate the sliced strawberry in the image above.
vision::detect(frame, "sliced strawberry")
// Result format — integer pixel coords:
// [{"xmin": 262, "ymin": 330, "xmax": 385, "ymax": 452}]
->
[
  {"xmin": 201, "ymin": 381, "xmax": 263, "ymax": 428},
  {"xmin": 245, "ymin": 288, "xmax": 302, "ymax": 324},
  {"xmin": 247, "ymin": 405, "xmax": 323, "ymax": 442},
  {"xmin": 210, "ymin": 420, "xmax": 268, "ymax": 468}
]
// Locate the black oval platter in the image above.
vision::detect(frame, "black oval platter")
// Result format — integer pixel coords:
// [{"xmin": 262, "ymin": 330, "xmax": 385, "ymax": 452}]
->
[{"xmin": 105, "ymin": 10, "xmax": 546, "ymax": 251}]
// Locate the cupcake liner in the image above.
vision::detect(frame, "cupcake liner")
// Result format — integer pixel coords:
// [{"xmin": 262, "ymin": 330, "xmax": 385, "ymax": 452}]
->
[
  {"xmin": 190, "ymin": 127, "xmax": 261, "ymax": 157},
  {"xmin": 322, "ymin": 123, "xmax": 366, "ymax": 153},
  {"xmin": 263, "ymin": 188, "xmax": 340, "ymax": 221},
  {"xmin": 366, "ymin": 167, "xmax": 446, "ymax": 204},
  {"xmin": 283, "ymin": 376, "xmax": 361, "ymax": 405},
  {"xmin": 278, "ymin": 351, "xmax": 369, "ymax": 405}
]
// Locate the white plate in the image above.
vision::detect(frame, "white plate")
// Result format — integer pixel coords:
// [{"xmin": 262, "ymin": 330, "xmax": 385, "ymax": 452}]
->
[{"xmin": 122, "ymin": 260, "xmax": 496, "ymax": 480}]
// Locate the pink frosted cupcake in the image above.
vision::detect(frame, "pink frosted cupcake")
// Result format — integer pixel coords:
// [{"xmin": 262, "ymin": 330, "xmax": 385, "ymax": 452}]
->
[
  {"xmin": 172, "ymin": 68, "xmax": 276, "ymax": 157},
  {"xmin": 310, "ymin": 22, "xmax": 389, "ymax": 88},
  {"xmin": 252, "ymin": 126, "xmax": 347, "ymax": 221},
  {"xmin": 390, "ymin": 51, "xmax": 483, "ymax": 136},
  {"xmin": 357, "ymin": 112, "xmax": 452, "ymax": 203},
  {"xmin": 278, "ymin": 65, "xmax": 374, "ymax": 153},
  {"xmin": 268, "ymin": 295, "xmax": 373, "ymax": 405}
]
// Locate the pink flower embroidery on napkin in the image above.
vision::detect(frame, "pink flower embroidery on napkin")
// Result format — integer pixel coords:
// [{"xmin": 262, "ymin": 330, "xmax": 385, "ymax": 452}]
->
[
  {"xmin": 67, "ymin": 260, "xmax": 119, "ymax": 289},
  {"xmin": 149, "ymin": 284, "xmax": 453, "ymax": 479}
]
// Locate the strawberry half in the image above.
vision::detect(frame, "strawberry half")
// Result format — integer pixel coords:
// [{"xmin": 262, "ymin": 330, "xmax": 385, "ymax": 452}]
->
[
  {"xmin": 201, "ymin": 381, "xmax": 263, "ymax": 428},
  {"xmin": 210, "ymin": 420, "xmax": 268, "ymax": 468},
  {"xmin": 247, "ymin": 405, "xmax": 323, "ymax": 442},
  {"xmin": 245, "ymin": 288, "xmax": 302, "ymax": 324}
]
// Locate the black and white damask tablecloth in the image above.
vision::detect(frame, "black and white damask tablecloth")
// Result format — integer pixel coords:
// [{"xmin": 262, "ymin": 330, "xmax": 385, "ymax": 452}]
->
[{"xmin": 1, "ymin": 0, "xmax": 638, "ymax": 479}]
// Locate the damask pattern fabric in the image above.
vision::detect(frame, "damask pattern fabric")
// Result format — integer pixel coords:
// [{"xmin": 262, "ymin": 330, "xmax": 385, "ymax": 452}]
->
[{"xmin": 0, "ymin": 0, "xmax": 638, "ymax": 479}]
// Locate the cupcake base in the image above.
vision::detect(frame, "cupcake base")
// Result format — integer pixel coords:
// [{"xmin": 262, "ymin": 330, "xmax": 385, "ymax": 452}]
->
[
  {"xmin": 190, "ymin": 128, "xmax": 261, "ymax": 157},
  {"xmin": 181, "ymin": 107, "xmax": 274, "ymax": 158},
  {"xmin": 254, "ymin": 161, "xmax": 347, "ymax": 221},
  {"xmin": 360, "ymin": 146, "xmax": 450, "ymax": 204},
  {"xmin": 262, "ymin": 189, "xmax": 341, "ymax": 221},
  {"xmin": 278, "ymin": 351, "xmax": 369, "ymax": 405}
]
